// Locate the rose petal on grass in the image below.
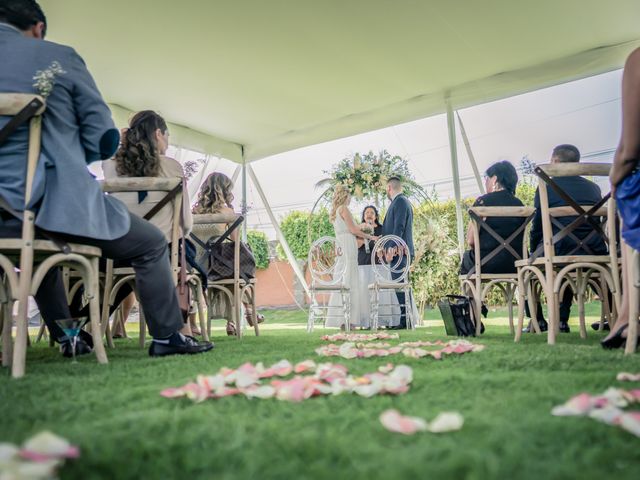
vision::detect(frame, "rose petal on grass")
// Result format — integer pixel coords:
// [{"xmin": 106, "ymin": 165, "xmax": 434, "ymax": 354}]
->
[
  {"xmin": 294, "ymin": 360, "xmax": 317, "ymax": 373},
  {"xmin": 616, "ymin": 372, "xmax": 640, "ymax": 382},
  {"xmin": 379, "ymin": 409, "xmax": 428, "ymax": 435},
  {"xmin": 243, "ymin": 385, "xmax": 276, "ymax": 399},
  {"xmin": 588, "ymin": 406, "xmax": 624, "ymax": 425},
  {"xmin": 15, "ymin": 459, "xmax": 60, "ymax": 478},
  {"xmin": 402, "ymin": 348, "xmax": 428, "ymax": 358},
  {"xmin": 619, "ymin": 412, "xmax": 640, "ymax": 437},
  {"xmin": 0, "ymin": 443, "xmax": 19, "ymax": 463},
  {"xmin": 427, "ymin": 412, "xmax": 465, "ymax": 433},
  {"xmin": 20, "ymin": 432, "xmax": 80, "ymax": 461},
  {"xmin": 551, "ymin": 393, "xmax": 594, "ymax": 416},
  {"xmin": 378, "ymin": 363, "xmax": 394, "ymax": 373}
]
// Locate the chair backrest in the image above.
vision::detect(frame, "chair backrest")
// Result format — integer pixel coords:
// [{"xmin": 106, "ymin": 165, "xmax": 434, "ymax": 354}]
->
[
  {"xmin": 371, "ymin": 235, "xmax": 411, "ymax": 284},
  {"xmin": 308, "ymin": 236, "xmax": 347, "ymax": 287},
  {"xmin": 100, "ymin": 177, "xmax": 182, "ymax": 273},
  {"xmin": 0, "ymin": 94, "xmax": 46, "ymax": 213},
  {"xmin": 466, "ymin": 206, "xmax": 535, "ymax": 277},
  {"xmin": 190, "ymin": 212, "xmax": 243, "ymax": 283},
  {"xmin": 533, "ymin": 162, "xmax": 616, "ymax": 262}
]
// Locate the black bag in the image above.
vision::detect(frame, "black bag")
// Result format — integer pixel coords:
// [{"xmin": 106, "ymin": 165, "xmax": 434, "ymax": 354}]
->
[
  {"xmin": 437, "ymin": 295, "xmax": 477, "ymax": 337},
  {"xmin": 190, "ymin": 216, "xmax": 256, "ymax": 283}
]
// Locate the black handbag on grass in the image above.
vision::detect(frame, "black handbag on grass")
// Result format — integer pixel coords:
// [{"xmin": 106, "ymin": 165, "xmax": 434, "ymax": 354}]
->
[{"xmin": 437, "ymin": 295, "xmax": 477, "ymax": 337}]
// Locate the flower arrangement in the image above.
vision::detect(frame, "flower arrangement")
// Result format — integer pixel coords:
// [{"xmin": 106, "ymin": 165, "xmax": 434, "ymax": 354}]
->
[
  {"xmin": 32, "ymin": 61, "xmax": 66, "ymax": 98},
  {"xmin": 316, "ymin": 150, "xmax": 428, "ymax": 205}
]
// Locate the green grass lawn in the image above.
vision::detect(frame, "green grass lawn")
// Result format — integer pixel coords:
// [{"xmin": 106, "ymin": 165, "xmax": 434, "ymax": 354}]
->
[{"xmin": 1, "ymin": 306, "xmax": 639, "ymax": 480}]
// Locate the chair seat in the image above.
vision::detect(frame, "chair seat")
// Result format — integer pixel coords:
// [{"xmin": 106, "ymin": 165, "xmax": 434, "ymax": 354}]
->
[
  {"xmin": 207, "ymin": 278, "xmax": 257, "ymax": 287},
  {"xmin": 0, "ymin": 239, "xmax": 101, "ymax": 257},
  {"xmin": 515, "ymin": 255, "xmax": 613, "ymax": 268},
  {"xmin": 369, "ymin": 282, "xmax": 410, "ymax": 289},
  {"xmin": 459, "ymin": 273, "xmax": 517, "ymax": 281},
  {"xmin": 112, "ymin": 267, "xmax": 135, "ymax": 276}
]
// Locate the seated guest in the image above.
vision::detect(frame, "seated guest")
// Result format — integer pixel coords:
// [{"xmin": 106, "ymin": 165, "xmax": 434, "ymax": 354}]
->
[
  {"xmin": 0, "ymin": 0, "xmax": 211, "ymax": 357},
  {"xmin": 102, "ymin": 110, "xmax": 198, "ymax": 336},
  {"xmin": 524, "ymin": 144, "xmax": 607, "ymax": 334},
  {"xmin": 460, "ymin": 161, "xmax": 525, "ymax": 275},
  {"xmin": 602, "ymin": 47, "xmax": 640, "ymax": 349},
  {"xmin": 192, "ymin": 172, "xmax": 264, "ymax": 336}
]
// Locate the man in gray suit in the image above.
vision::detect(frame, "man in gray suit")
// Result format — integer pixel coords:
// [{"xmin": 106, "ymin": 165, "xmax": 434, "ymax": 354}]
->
[
  {"xmin": 0, "ymin": 0, "xmax": 212, "ymax": 357},
  {"xmin": 382, "ymin": 176, "xmax": 414, "ymax": 329}
]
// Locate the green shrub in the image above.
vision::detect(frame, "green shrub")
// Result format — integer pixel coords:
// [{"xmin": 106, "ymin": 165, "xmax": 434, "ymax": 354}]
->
[
  {"xmin": 276, "ymin": 209, "xmax": 334, "ymax": 261},
  {"xmin": 247, "ymin": 230, "xmax": 270, "ymax": 269}
]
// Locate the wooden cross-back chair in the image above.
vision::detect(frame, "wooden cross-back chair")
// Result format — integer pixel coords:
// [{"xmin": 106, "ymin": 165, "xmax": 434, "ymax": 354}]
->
[
  {"xmin": 460, "ymin": 206, "xmax": 535, "ymax": 336},
  {"xmin": 0, "ymin": 93, "xmax": 107, "ymax": 377},
  {"xmin": 624, "ymin": 242, "xmax": 638, "ymax": 354},
  {"xmin": 515, "ymin": 163, "xmax": 621, "ymax": 345},
  {"xmin": 191, "ymin": 213, "xmax": 259, "ymax": 339},
  {"xmin": 99, "ymin": 177, "xmax": 208, "ymax": 347}
]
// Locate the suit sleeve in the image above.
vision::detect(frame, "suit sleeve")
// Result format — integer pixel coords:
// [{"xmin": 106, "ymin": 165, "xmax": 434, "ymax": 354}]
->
[
  {"xmin": 391, "ymin": 198, "xmax": 409, "ymax": 237},
  {"xmin": 68, "ymin": 49, "xmax": 119, "ymax": 163},
  {"xmin": 529, "ymin": 189, "xmax": 542, "ymax": 251}
]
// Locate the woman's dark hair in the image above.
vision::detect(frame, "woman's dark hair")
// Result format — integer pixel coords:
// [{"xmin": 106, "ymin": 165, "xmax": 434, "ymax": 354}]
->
[
  {"xmin": 485, "ymin": 161, "xmax": 518, "ymax": 194},
  {"xmin": 114, "ymin": 110, "xmax": 167, "ymax": 177},
  {"xmin": 361, "ymin": 205, "xmax": 382, "ymax": 227},
  {"xmin": 0, "ymin": 0, "xmax": 47, "ymax": 36}
]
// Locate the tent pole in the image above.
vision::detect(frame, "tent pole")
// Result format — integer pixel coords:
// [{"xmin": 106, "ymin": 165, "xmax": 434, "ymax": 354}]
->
[
  {"xmin": 456, "ymin": 111, "xmax": 485, "ymax": 195},
  {"xmin": 247, "ymin": 165, "xmax": 310, "ymax": 297},
  {"xmin": 231, "ymin": 165, "xmax": 241, "ymax": 183},
  {"xmin": 446, "ymin": 98, "xmax": 465, "ymax": 258},
  {"xmin": 241, "ymin": 161, "xmax": 248, "ymax": 242}
]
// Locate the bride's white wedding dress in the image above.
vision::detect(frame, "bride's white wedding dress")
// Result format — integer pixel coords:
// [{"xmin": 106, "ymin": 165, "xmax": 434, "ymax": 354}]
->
[
  {"xmin": 326, "ymin": 206, "xmax": 362, "ymax": 328},
  {"xmin": 325, "ymin": 207, "xmax": 401, "ymax": 328}
]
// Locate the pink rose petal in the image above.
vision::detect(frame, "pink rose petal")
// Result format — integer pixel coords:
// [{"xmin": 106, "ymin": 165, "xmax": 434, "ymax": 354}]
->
[
  {"xmin": 617, "ymin": 372, "xmax": 640, "ymax": 382},
  {"xmin": 378, "ymin": 363, "xmax": 394, "ymax": 373},
  {"xmin": 294, "ymin": 360, "xmax": 317, "ymax": 373},
  {"xmin": 619, "ymin": 412, "xmax": 640, "ymax": 437},
  {"xmin": 379, "ymin": 409, "xmax": 428, "ymax": 435}
]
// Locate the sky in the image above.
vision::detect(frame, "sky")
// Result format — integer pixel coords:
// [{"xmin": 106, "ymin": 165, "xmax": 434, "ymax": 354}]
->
[{"xmin": 97, "ymin": 69, "xmax": 623, "ymax": 240}]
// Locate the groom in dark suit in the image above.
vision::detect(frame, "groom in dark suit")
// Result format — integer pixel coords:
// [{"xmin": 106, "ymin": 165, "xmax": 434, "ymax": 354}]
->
[{"xmin": 382, "ymin": 176, "xmax": 414, "ymax": 329}]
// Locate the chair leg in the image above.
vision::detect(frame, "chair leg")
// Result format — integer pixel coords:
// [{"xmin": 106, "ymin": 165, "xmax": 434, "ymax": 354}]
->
[
  {"xmin": 195, "ymin": 286, "xmax": 209, "ymax": 342},
  {"xmin": 35, "ymin": 322, "xmax": 46, "ymax": 343},
  {"xmin": 88, "ymin": 258, "xmax": 107, "ymax": 364},
  {"xmin": 624, "ymin": 248, "xmax": 639, "ymax": 355},
  {"xmin": 1, "ymin": 302, "xmax": 12, "ymax": 367},
  {"xmin": 250, "ymin": 286, "xmax": 259, "ymax": 337},
  {"xmin": 515, "ymin": 272, "xmax": 526, "ymax": 342},
  {"xmin": 307, "ymin": 292, "xmax": 316, "ymax": 333},
  {"xmin": 506, "ymin": 284, "xmax": 515, "ymax": 336},
  {"xmin": 341, "ymin": 290, "xmax": 350, "ymax": 332}
]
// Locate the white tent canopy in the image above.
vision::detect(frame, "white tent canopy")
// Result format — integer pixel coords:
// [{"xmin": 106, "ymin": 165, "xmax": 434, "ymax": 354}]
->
[{"xmin": 41, "ymin": 0, "xmax": 640, "ymax": 163}]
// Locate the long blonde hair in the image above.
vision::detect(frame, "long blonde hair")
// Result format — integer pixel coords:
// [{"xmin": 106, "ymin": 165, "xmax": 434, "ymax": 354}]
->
[
  {"xmin": 192, "ymin": 172, "xmax": 234, "ymax": 214},
  {"xmin": 330, "ymin": 184, "xmax": 350, "ymax": 222}
]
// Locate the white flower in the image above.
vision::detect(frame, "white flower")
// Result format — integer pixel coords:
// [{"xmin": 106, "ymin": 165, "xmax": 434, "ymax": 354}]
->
[{"xmin": 32, "ymin": 61, "xmax": 66, "ymax": 98}]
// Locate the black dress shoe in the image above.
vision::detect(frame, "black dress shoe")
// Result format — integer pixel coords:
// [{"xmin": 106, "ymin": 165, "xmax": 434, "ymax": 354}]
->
[
  {"xmin": 591, "ymin": 321, "xmax": 610, "ymax": 332},
  {"xmin": 149, "ymin": 333, "xmax": 214, "ymax": 357},
  {"xmin": 389, "ymin": 325, "xmax": 406, "ymax": 330},
  {"xmin": 559, "ymin": 321, "xmax": 571, "ymax": 333},
  {"xmin": 522, "ymin": 318, "xmax": 548, "ymax": 333}
]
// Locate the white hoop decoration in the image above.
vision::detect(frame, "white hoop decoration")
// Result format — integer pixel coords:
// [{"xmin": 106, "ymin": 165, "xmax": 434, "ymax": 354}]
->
[
  {"xmin": 308, "ymin": 236, "xmax": 346, "ymax": 286},
  {"xmin": 371, "ymin": 235, "xmax": 411, "ymax": 284}
]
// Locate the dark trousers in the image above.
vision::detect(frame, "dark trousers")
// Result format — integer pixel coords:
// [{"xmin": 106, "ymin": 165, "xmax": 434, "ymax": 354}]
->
[
  {"xmin": 392, "ymin": 257, "xmax": 408, "ymax": 328},
  {"xmin": 525, "ymin": 288, "xmax": 574, "ymax": 324},
  {"xmin": 0, "ymin": 212, "xmax": 183, "ymax": 341}
]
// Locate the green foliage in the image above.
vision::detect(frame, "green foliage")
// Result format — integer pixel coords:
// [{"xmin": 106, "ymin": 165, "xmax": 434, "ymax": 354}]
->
[
  {"xmin": 276, "ymin": 209, "xmax": 334, "ymax": 261},
  {"xmin": 247, "ymin": 230, "xmax": 270, "ymax": 269}
]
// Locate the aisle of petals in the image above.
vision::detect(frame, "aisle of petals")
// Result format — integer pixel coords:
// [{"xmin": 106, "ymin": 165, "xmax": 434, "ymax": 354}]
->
[
  {"xmin": 0, "ymin": 431, "xmax": 79, "ymax": 480},
  {"xmin": 379, "ymin": 410, "xmax": 464, "ymax": 435},
  {"xmin": 316, "ymin": 339, "xmax": 485, "ymax": 359},
  {"xmin": 161, "ymin": 360, "xmax": 414, "ymax": 403}
]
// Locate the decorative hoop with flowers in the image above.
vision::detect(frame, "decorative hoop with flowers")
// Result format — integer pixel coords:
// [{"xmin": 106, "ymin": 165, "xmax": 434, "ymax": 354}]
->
[
  {"xmin": 309, "ymin": 150, "xmax": 430, "ymax": 243},
  {"xmin": 313, "ymin": 150, "xmax": 429, "ymax": 212}
]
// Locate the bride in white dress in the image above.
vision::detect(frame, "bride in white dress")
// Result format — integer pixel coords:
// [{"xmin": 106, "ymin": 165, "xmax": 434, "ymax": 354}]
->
[{"xmin": 326, "ymin": 185, "xmax": 379, "ymax": 329}]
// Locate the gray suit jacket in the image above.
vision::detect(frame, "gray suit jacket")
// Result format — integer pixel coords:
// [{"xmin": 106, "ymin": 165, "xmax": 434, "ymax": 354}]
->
[
  {"xmin": 0, "ymin": 23, "xmax": 129, "ymax": 240},
  {"xmin": 382, "ymin": 193, "xmax": 414, "ymax": 259}
]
